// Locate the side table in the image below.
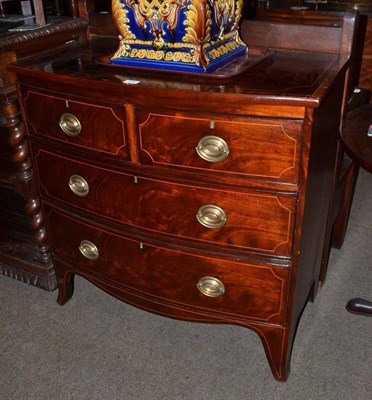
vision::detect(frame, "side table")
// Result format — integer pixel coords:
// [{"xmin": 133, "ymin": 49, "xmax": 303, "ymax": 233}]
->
[{"xmin": 340, "ymin": 104, "xmax": 372, "ymax": 316}]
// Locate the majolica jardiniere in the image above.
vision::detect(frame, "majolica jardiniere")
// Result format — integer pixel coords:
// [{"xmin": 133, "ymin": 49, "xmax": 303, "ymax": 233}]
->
[{"xmin": 110, "ymin": 0, "xmax": 247, "ymax": 73}]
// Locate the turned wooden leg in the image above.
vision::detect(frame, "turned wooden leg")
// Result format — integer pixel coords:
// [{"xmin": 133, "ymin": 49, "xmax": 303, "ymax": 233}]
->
[
  {"xmin": 5, "ymin": 98, "xmax": 52, "ymax": 264},
  {"xmin": 25, "ymin": 196, "xmax": 52, "ymax": 263}
]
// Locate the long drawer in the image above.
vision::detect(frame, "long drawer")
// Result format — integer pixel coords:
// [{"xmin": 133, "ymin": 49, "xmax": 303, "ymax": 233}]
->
[
  {"xmin": 45, "ymin": 205, "xmax": 289, "ymax": 325},
  {"xmin": 21, "ymin": 87, "xmax": 129, "ymax": 160},
  {"xmin": 33, "ymin": 147, "xmax": 296, "ymax": 256},
  {"xmin": 136, "ymin": 109, "xmax": 303, "ymax": 185}
]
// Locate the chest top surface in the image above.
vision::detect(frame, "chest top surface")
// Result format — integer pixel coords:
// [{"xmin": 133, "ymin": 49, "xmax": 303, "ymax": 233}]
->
[{"xmin": 9, "ymin": 36, "xmax": 345, "ymax": 109}]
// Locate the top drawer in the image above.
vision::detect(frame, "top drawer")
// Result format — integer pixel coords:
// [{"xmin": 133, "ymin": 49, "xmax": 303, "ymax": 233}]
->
[
  {"xmin": 21, "ymin": 88, "xmax": 129, "ymax": 160},
  {"xmin": 136, "ymin": 109, "xmax": 303, "ymax": 185}
]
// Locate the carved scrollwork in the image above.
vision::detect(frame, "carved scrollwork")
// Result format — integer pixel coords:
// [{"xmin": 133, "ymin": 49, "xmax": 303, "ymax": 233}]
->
[
  {"xmin": 128, "ymin": 0, "xmax": 188, "ymax": 48},
  {"xmin": 183, "ymin": 0, "xmax": 212, "ymax": 68},
  {"xmin": 113, "ymin": 0, "xmax": 136, "ymax": 42}
]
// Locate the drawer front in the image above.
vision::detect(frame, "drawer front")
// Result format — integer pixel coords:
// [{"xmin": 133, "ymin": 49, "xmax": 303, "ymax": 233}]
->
[
  {"xmin": 46, "ymin": 206, "xmax": 289, "ymax": 324},
  {"xmin": 34, "ymin": 147, "xmax": 296, "ymax": 256},
  {"xmin": 137, "ymin": 109, "xmax": 302, "ymax": 184},
  {"xmin": 22, "ymin": 88, "xmax": 128, "ymax": 159}
]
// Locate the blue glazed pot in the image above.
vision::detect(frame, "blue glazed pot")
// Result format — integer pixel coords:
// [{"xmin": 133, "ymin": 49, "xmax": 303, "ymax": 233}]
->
[{"xmin": 110, "ymin": 0, "xmax": 248, "ymax": 73}]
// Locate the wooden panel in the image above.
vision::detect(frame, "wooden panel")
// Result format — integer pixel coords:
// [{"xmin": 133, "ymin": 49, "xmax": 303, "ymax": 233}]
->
[
  {"xmin": 22, "ymin": 88, "xmax": 129, "ymax": 160},
  {"xmin": 241, "ymin": 19, "xmax": 342, "ymax": 54},
  {"xmin": 137, "ymin": 109, "xmax": 302, "ymax": 185},
  {"xmin": 33, "ymin": 147, "xmax": 296, "ymax": 256},
  {"xmin": 45, "ymin": 206, "xmax": 289, "ymax": 325},
  {"xmin": 359, "ymin": 15, "xmax": 372, "ymax": 97}
]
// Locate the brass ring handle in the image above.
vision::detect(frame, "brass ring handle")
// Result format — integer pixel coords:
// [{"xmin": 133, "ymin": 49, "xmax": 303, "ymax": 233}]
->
[
  {"xmin": 68, "ymin": 175, "xmax": 89, "ymax": 197},
  {"xmin": 196, "ymin": 135, "xmax": 229, "ymax": 163},
  {"xmin": 197, "ymin": 276, "xmax": 225, "ymax": 298},
  {"xmin": 79, "ymin": 240, "xmax": 99, "ymax": 260},
  {"xmin": 59, "ymin": 113, "xmax": 82, "ymax": 137},
  {"xmin": 196, "ymin": 204, "xmax": 227, "ymax": 229}
]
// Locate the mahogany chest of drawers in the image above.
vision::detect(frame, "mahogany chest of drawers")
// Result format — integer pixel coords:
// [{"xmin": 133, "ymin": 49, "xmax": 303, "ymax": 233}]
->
[{"xmin": 9, "ymin": 33, "xmax": 349, "ymax": 381}]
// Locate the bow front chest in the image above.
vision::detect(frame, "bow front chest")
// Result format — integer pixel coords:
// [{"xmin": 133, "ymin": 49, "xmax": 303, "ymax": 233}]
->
[{"xmin": 10, "ymin": 34, "xmax": 348, "ymax": 380}]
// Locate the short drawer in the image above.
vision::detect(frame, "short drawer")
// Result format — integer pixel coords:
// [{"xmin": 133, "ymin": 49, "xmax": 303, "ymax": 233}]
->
[
  {"xmin": 34, "ymin": 147, "xmax": 296, "ymax": 257},
  {"xmin": 45, "ymin": 206, "xmax": 289, "ymax": 325},
  {"xmin": 136, "ymin": 109, "xmax": 302, "ymax": 185},
  {"xmin": 21, "ymin": 87, "xmax": 128, "ymax": 160}
]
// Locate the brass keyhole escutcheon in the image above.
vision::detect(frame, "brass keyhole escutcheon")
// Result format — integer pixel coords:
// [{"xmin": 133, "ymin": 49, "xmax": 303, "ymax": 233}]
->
[
  {"xmin": 196, "ymin": 204, "xmax": 227, "ymax": 229},
  {"xmin": 79, "ymin": 240, "xmax": 99, "ymax": 260},
  {"xmin": 68, "ymin": 175, "xmax": 89, "ymax": 197},
  {"xmin": 59, "ymin": 113, "xmax": 81, "ymax": 137},
  {"xmin": 196, "ymin": 135, "xmax": 229, "ymax": 163},
  {"xmin": 197, "ymin": 277, "xmax": 225, "ymax": 297}
]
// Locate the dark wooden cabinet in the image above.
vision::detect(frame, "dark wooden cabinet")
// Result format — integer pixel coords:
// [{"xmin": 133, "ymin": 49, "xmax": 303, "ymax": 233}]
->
[
  {"xmin": 0, "ymin": 17, "xmax": 88, "ymax": 289},
  {"xmin": 9, "ymin": 9, "xmax": 358, "ymax": 381}
]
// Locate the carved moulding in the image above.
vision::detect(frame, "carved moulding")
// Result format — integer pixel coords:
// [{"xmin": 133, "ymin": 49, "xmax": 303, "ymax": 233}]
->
[{"xmin": 110, "ymin": 0, "xmax": 247, "ymax": 73}]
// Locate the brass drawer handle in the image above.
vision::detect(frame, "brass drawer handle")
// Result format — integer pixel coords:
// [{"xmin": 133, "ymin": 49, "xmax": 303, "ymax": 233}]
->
[
  {"xmin": 59, "ymin": 113, "xmax": 81, "ymax": 137},
  {"xmin": 197, "ymin": 276, "xmax": 225, "ymax": 298},
  {"xmin": 79, "ymin": 240, "xmax": 99, "ymax": 260},
  {"xmin": 68, "ymin": 175, "xmax": 89, "ymax": 197},
  {"xmin": 196, "ymin": 135, "xmax": 229, "ymax": 163},
  {"xmin": 196, "ymin": 204, "xmax": 227, "ymax": 229}
]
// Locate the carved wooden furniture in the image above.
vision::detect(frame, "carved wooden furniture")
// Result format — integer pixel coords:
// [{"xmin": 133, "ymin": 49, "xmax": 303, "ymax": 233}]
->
[
  {"xmin": 0, "ymin": 16, "xmax": 88, "ymax": 289},
  {"xmin": 9, "ymin": 8, "xmax": 358, "ymax": 380}
]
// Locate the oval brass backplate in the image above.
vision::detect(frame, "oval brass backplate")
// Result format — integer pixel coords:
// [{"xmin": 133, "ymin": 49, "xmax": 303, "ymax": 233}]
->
[
  {"xmin": 197, "ymin": 276, "xmax": 225, "ymax": 297},
  {"xmin": 196, "ymin": 204, "xmax": 227, "ymax": 229},
  {"xmin": 196, "ymin": 135, "xmax": 229, "ymax": 163},
  {"xmin": 59, "ymin": 113, "xmax": 82, "ymax": 137},
  {"xmin": 68, "ymin": 175, "xmax": 89, "ymax": 197},
  {"xmin": 79, "ymin": 240, "xmax": 99, "ymax": 260}
]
